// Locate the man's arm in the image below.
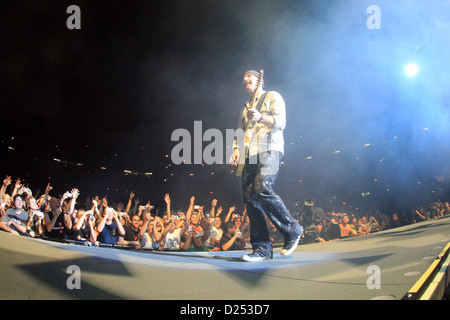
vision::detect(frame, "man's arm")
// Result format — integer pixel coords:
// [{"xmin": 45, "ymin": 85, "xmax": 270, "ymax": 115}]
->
[
  {"xmin": 0, "ymin": 175, "xmax": 12, "ymax": 200},
  {"xmin": 220, "ymin": 232, "xmax": 239, "ymax": 251},
  {"xmin": 64, "ymin": 212, "xmax": 72, "ymax": 231},
  {"xmin": 88, "ymin": 217, "xmax": 97, "ymax": 243},
  {"xmin": 96, "ymin": 211, "xmax": 108, "ymax": 233},
  {"xmin": 67, "ymin": 188, "xmax": 80, "ymax": 218},
  {"xmin": 44, "ymin": 210, "xmax": 61, "ymax": 233},
  {"xmin": 0, "ymin": 212, "xmax": 19, "ymax": 235},
  {"xmin": 117, "ymin": 231, "xmax": 138, "ymax": 246},
  {"xmin": 73, "ymin": 210, "xmax": 92, "ymax": 231},
  {"xmin": 164, "ymin": 193, "xmax": 171, "ymax": 220},
  {"xmin": 186, "ymin": 196, "xmax": 195, "ymax": 222},
  {"xmin": 114, "ymin": 211, "xmax": 125, "ymax": 236},
  {"xmin": 153, "ymin": 219, "xmax": 163, "ymax": 243},
  {"xmin": 124, "ymin": 191, "xmax": 134, "ymax": 214},
  {"xmin": 40, "ymin": 183, "xmax": 52, "ymax": 211},
  {"xmin": 9, "ymin": 220, "xmax": 27, "ymax": 234},
  {"xmin": 224, "ymin": 206, "xmax": 235, "ymax": 223},
  {"xmin": 11, "ymin": 178, "xmax": 22, "ymax": 200},
  {"xmin": 139, "ymin": 210, "xmax": 152, "ymax": 240},
  {"xmin": 210, "ymin": 199, "xmax": 217, "ymax": 218}
]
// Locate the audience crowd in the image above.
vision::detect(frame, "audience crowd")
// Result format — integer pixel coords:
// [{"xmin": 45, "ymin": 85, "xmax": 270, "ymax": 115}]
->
[{"xmin": 1, "ymin": 175, "xmax": 449, "ymax": 252}]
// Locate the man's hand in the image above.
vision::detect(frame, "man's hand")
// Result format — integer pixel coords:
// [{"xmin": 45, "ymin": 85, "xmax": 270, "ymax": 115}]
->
[
  {"xmin": 143, "ymin": 211, "xmax": 151, "ymax": 222},
  {"xmin": 164, "ymin": 193, "xmax": 170, "ymax": 204},
  {"xmin": 71, "ymin": 188, "xmax": 80, "ymax": 199},
  {"xmin": 246, "ymin": 107, "xmax": 262, "ymax": 122},
  {"xmin": 62, "ymin": 191, "xmax": 72, "ymax": 199},
  {"xmin": 3, "ymin": 175, "xmax": 12, "ymax": 187},
  {"xmin": 45, "ymin": 183, "xmax": 53, "ymax": 194},
  {"xmin": 14, "ymin": 178, "xmax": 22, "ymax": 190},
  {"xmin": 54, "ymin": 208, "xmax": 62, "ymax": 218},
  {"xmin": 233, "ymin": 226, "xmax": 241, "ymax": 239}
]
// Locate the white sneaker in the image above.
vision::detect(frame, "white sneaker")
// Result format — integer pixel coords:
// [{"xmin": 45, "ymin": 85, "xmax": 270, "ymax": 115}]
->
[
  {"xmin": 241, "ymin": 250, "xmax": 273, "ymax": 262},
  {"xmin": 280, "ymin": 234, "xmax": 301, "ymax": 256}
]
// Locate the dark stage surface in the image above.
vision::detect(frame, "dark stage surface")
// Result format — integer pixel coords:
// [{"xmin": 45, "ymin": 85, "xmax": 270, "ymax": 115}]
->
[{"xmin": 1, "ymin": 215, "xmax": 449, "ymax": 300}]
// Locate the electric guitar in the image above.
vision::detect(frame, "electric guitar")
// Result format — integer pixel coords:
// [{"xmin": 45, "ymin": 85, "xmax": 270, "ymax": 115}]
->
[{"xmin": 236, "ymin": 69, "xmax": 264, "ymax": 178}]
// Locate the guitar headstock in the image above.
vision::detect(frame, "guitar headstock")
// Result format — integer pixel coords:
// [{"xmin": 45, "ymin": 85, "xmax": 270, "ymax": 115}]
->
[{"xmin": 256, "ymin": 69, "xmax": 264, "ymax": 89}]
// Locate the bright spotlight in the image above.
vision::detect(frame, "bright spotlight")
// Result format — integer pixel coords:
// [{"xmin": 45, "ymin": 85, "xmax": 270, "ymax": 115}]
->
[{"xmin": 404, "ymin": 63, "xmax": 418, "ymax": 77}]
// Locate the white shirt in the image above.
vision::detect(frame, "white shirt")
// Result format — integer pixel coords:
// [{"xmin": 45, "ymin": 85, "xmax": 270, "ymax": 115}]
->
[
  {"xmin": 234, "ymin": 91, "xmax": 286, "ymax": 158},
  {"xmin": 163, "ymin": 228, "xmax": 182, "ymax": 250}
]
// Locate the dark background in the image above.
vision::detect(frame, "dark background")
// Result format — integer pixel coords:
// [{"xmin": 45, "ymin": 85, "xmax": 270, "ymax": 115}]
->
[{"xmin": 1, "ymin": 0, "xmax": 449, "ymax": 215}]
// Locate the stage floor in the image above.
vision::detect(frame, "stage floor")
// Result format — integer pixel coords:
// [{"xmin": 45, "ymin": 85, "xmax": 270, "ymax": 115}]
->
[{"xmin": 1, "ymin": 215, "xmax": 449, "ymax": 300}]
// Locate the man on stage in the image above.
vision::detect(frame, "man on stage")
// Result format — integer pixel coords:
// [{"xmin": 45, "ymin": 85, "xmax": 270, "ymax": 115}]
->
[{"xmin": 230, "ymin": 70, "xmax": 303, "ymax": 262}]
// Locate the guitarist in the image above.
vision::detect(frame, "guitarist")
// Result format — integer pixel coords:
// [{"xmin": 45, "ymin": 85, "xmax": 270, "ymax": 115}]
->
[{"xmin": 230, "ymin": 70, "xmax": 303, "ymax": 262}]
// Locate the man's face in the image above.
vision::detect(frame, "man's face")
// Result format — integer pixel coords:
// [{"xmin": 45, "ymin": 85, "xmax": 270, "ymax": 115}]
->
[
  {"xmin": 213, "ymin": 217, "xmax": 221, "ymax": 228},
  {"xmin": 190, "ymin": 214, "xmax": 199, "ymax": 225},
  {"xmin": 14, "ymin": 197, "xmax": 24, "ymax": 210},
  {"xmin": 27, "ymin": 197, "xmax": 39, "ymax": 210},
  {"xmin": 243, "ymin": 73, "xmax": 259, "ymax": 93},
  {"xmin": 316, "ymin": 223, "xmax": 323, "ymax": 233},
  {"xmin": 49, "ymin": 197, "xmax": 60, "ymax": 211},
  {"xmin": 105, "ymin": 208, "xmax": 114, "ymax": 220},
  {"xmin": 131, "ymin": 215, "xmax": 141, "ymax": 229}
]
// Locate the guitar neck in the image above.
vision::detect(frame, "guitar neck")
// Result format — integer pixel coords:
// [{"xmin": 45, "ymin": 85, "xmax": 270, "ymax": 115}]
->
[
  {"xmin": 244, "ymin": 69, "xmax": 264, "ymax": 132},
  {"xmin": 245, "ymin": 91, "xmax": 260, "ymax": 131}
]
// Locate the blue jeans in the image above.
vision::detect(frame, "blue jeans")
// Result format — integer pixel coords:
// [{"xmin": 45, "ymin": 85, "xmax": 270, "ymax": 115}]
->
[{"xmin": 242, "ymin": 151, "xmax": 303, "ymax": 256}]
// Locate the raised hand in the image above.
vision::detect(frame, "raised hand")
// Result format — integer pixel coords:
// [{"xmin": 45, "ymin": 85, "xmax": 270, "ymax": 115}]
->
[
  {"xmin": 71, "ymin": 188, "xmax": 80, "ymax": 199},
  {"xmin": 164, "ymin": 193, "xmax": 170, "ymax": 204},
  {"xmin": 62, "ymin": 191, "xmax": 72, "ymax": 199},
  {"xmin": 45, "ymin": 183, "xmax": 53, "ymax": 194},
  {"xmin": 14, "ymin": 178, "xmax": 22, "ymax": 190},
  {"xmin": 3, "ymin": 175, "xmax": 12, "ymax": 186}
]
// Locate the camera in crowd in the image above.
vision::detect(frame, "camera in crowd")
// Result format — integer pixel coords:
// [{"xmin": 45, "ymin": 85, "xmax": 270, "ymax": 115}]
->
[{"xmin": 304, "ymin": 199, "xmax": 315, "ymax": 207}]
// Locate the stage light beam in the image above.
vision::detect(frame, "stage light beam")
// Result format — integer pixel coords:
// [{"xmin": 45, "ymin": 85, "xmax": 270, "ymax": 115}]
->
[{"xmin": 404, "ymin": 64, "xmax": 418, "ymax": 77}]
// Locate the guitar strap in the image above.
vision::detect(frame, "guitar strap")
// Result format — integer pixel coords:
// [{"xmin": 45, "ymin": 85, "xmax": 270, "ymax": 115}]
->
[
  {"xmin": 243, "ymin": 91, "xmax": 268, "ymax": 128},
  {"xmin": 257, "ymin": 91, "xmax": 268, "ymax": 111}
]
